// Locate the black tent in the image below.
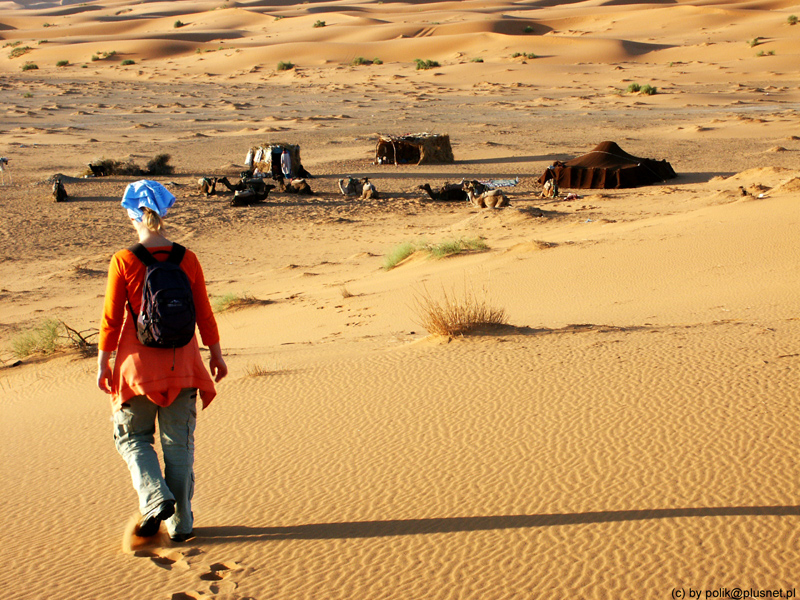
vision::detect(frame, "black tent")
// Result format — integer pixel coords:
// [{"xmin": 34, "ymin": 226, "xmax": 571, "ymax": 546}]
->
[{"xmin": 539, "ymin": 141, "xmax": 676, "ymax": 189}]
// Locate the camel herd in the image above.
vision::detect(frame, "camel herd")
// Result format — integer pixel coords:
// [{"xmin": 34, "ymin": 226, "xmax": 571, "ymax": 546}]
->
[{"xmin": 196, "ymin": 171, "xmax": 515, "ymax": 209}]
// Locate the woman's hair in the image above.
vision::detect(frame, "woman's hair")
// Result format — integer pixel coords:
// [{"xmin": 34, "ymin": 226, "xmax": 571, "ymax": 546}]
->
[{"xmin": 140, "ymin": 207, "xmax": 164, "ymax": 233}]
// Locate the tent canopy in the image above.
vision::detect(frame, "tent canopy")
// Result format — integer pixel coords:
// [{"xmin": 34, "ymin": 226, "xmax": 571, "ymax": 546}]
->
[
  {"xmin": 539, "ymin": 141, "xmax": 676, "ymax": 189},
  {"xmin": 375, "ymin": 133, "xmax": 454, "ymax": 165}
]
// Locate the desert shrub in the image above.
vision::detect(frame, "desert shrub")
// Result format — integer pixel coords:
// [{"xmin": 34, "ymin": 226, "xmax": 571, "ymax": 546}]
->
[
  {"xmin": 351, "ymin": 56, "xmax": 368, "ymax": 66},
  {"xmin": 9, "ymin": 46, "xmax": 31, "ymax": 59},
  {"xmin": 274, "ymin": 15, "xmax": 284, "ymax": 20},
  {"xmin": 174, "ymin": 20, "xmax": 185, "ymax": 28},
  {"xmin": 413, "ymin": 285, "xmax": 507, "ymax": 337},
  {"xmin": 383, "ymin": 242, "xmax": 417, "ymax": 270},
  {"xmin": 21, "ymin": 62, "xmax": 38, "ymax": 71},
  {"xmin": 23, "ymin": 92, "xmax": 33, "ymax": 98},
  {"xmin": 414, "ymin": 58, "xmax": 439, "ymax": 70},
  {"xmin": 212, "ymin": 292, "xmax": 265, "ymax": 313},
  {"xmin": 277, "ymin": 60, "xmax": 294, "ymax": 71},
  {"xmin": 427, "ymin": 238, "xmax": 488, "ymax": 258},
  {"xmin": 749, "ymin": 37, "xmax": 763, "ymax": 47},
  {"xmin": 512, "ymin": 52, "xmax": 536, "ymax": 59},
  {"xmin": 471, "ymin": 57, "xmax": 484, "ymax": 63},
  {"xmin": 12, "ymin": 319, "xmax": 61, "ymax": 358},
  {"xmin": 313, "ymin": 20, "xmax": 326, "ymax": 28},
  {"xmin": 121, "ymin": 59, "xmax": 135, "ymax": 65},
  {"xmin": 626, "ymin": 82, "xmax": 641, "ymax": 93},
  {"xmin": 145, "ymin": 153, "xmax": 173, "ymax": 175},
  {"xmin": 757, "ymin": 50, "xmax": 775, "ymax": 56},
  {"xmin": 788, "ymin": 15, "xmax": 798, "ymax": 25},
  {"xmin": 523, "ymin": 25, "xmax": 534, "ymax": 33},
  {"xmin": 383, "ymin": 237, "xmax": 488, "ymax": 270},
  {"xmin": 56, "ymin": 59, "xmax": 69, "ymax": 67},
  {"xmin": 640, "ymin": 84, "xmax": 657, "ymax": 95},
  {"xmin": 373, "ymin": 57, "xmax": 383, "ymax": 65}
]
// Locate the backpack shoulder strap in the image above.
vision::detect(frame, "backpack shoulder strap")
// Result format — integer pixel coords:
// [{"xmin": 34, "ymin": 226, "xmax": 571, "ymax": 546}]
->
[
  {"xmin": 128, "ymin": 243, "xmax": 157, "ymax": 267},
  {"xmin": 167, "ymin": 243, "xmax": 187, "ymax": 265}
]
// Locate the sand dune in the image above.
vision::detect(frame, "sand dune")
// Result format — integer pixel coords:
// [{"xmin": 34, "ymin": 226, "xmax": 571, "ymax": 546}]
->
[{"xmin": 1, "ymin": 0, "xmax": 800, "ymax": 599}]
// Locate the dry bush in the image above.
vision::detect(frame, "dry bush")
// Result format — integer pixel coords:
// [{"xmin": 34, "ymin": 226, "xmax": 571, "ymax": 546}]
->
[{"xmin": 413, "ymin": 284, "xmax": 507, "ymax": 337}]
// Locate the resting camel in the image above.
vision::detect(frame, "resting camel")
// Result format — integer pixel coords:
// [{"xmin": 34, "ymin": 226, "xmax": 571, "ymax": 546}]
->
[
  {"xmin": 338, "ymin": 177, "xmax": 360, "ymax": 196},
  {"xmin": 418, "ymin": 182, "xmax": 468, "ymax": 202},
  {"xmin": 198, "ymin": 177, "xmax": 218, "ymax": 197},
  {"xmin": 52, "ymin": 176, "xmax": 68, "ymax": 202},
  {"xmin": 275, "ymin": 174, "xmax": 313, "ymax": 195},
  {"xmin": 230, "ymin": 184, "xmax": 275, "ymax": 206},
  {"xmin": 217, "ymin": 176, "xmax": 247, "ymax": 192},
  {"xmin": 360, "ymin": 177, "xmax": 379, "ymax": 200},
  {"xmin": 464, "ymin": 181, "xmax": 508, "ymax": 209}
]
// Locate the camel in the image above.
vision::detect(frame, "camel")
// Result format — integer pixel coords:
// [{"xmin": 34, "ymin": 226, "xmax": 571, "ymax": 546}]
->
[
  {"xmin": 338, "ymin": 177, "xmax": 360, "ymax": 196},
  {"xmin": 230, "ymin": 184, "xmax": 275, "ymax": 207},
  {"xmin": 88, "ymin": 163, "xmax": 106, "ymax": 177},
  {"xmin": 464, "ymin": 181, "xmax": 509, "ymax": 209},
  {"xmin": 217, "ymin": 176, "xmax": 247, "ymax": 192},
  {"xmin": 360, "ymin": 177, "xmax": 379, "ymax": 200},
  {"xmin": 52, "ymin": 176, "xmax": 68, "ymax": 202},
  {"xmin": 0, "ymin": 157, "xmax": 10, "ymax": 185},
  {"xmin": 275, "ymin": 174, "xmax": 312, "ymax": 195},
  {"xmin": 418, "ymin": 182, "xmax": 468, "ymax": 202},
  {"xmin": 198, "ymin": 177, "xmax": 217, "ymax": 197}
]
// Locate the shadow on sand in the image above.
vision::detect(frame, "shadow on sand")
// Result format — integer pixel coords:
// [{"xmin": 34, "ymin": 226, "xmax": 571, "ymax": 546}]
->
[{"xmin": 194, "ymin": 505, "xmax": 800, "ymax": 544}]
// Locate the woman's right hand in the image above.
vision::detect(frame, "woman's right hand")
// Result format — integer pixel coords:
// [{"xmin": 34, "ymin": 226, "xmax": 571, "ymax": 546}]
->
[{"xmin": 97, "ymin": 350, "xmax": 113, "ymax": 393}]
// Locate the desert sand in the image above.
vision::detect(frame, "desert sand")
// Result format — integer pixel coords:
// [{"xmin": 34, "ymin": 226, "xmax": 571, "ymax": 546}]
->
[{"xmin": 1, "ymin": 0, "xmax": 799, "ymax": 598}]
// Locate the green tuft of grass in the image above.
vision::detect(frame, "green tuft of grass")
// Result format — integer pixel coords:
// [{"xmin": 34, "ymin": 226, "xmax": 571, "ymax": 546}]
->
[
  {"xmin": 373, "ymin": 57, "xmax": 383, "ymax": 65},
  {"xmin": 9, "ymin": 46, "xmax": 31, "ymax": 59},
  {"xmin": 640, "ymin": 84, "xmax": 657, "ymax": 95},
  {"xmin": 12, "ymin": 319, "xmax": 61, "ymax": 358},
  {"xmin": 626, "ymin": 82, "xmax": 641, "ymax": 93},
  {"xmin": 277, "ymin": 60, "xmax": 294, "ymax": 71},
  {"xmin": 383, "ymin": 237, "xmax": 489, "ymax": 270},
  {"xmin": 56, "ymin": 59, "xmax": 69, "ymax": 67},
  {"xmin": 788, "ymin": 15, "xmax": 798, "ymax": 25},
  {"xmin": 313, "ymin": 20, "xmax": 326, "ymax": 28},
  {"xmin": 470, "ymin": 57, "xmax": 484, "ymax": 63},
  {"xmin": 21, "ymin": 62, "xmax": 38, "ymax": 71},
  {"xmin": 523, "ymin": 25, "xmax": 534, "ymax": 33},
  {"xmin": 121, "ymin": 59, "xmax": 135, "ymax": 66},
  {"xmin": 413, "ymin": 284, "xmax": 507, "ymax": 337},
  {"xmin": 427, "ymin": 238, "xmax": 488, "ymax": 258},
  {"xmin": 757, "ymin": 50, "xmax": 775, "ymax": 56},
  {"xmin": 351, "ymin": 56, "xmax": 369, "ymax": 66},
  {"xmin": 174, "ymin": 20, "xmax": 185, "ymax": 28},
  {"xmin": 749, "ymin": 37, "xmax": 763, "ymax": 47},
  {"xmin": 414, "ymin": 58, "xmax": 439, "ymax": 70},
  {"xmin": 383, "ymin": 242, "xmax": 417, "ymax": 270}
]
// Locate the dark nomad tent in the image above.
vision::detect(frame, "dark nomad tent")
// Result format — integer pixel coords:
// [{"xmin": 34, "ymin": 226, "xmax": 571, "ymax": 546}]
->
[
  {"xmin": 375, "ymin": 133, "xmax": 454, "ymax": 165},
  {"xmin": 538, "ymin": 141, "xmax": 676, "ymax": 189}
]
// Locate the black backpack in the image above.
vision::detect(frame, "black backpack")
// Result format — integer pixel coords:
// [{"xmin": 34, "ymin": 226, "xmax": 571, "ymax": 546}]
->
[{"xmin": 127, "ymin": 243, "xmax": 196, "ymax": 349}]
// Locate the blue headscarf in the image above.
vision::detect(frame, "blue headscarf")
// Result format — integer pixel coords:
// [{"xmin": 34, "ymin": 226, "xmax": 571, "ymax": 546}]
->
[{"xmin": 121, "ymin": 180, "xmax": 176, "ymax": 221}]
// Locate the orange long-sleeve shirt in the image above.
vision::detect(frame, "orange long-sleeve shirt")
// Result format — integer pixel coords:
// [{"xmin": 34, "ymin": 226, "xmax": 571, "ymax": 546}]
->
[{"xmin": 100, "ymin": 245, "xmax": 220, "ymax": 410}]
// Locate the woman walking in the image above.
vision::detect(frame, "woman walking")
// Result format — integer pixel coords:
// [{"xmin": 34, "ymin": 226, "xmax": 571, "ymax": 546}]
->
[{"xmin": 97, "ymin": 180, "xmax": 227, "ymax": 542}]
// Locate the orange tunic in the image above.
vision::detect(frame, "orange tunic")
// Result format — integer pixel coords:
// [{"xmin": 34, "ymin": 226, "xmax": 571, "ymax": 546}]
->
[{"xmin": 100, "ymin": 245, "xmax": 220, "ymax": 411}]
